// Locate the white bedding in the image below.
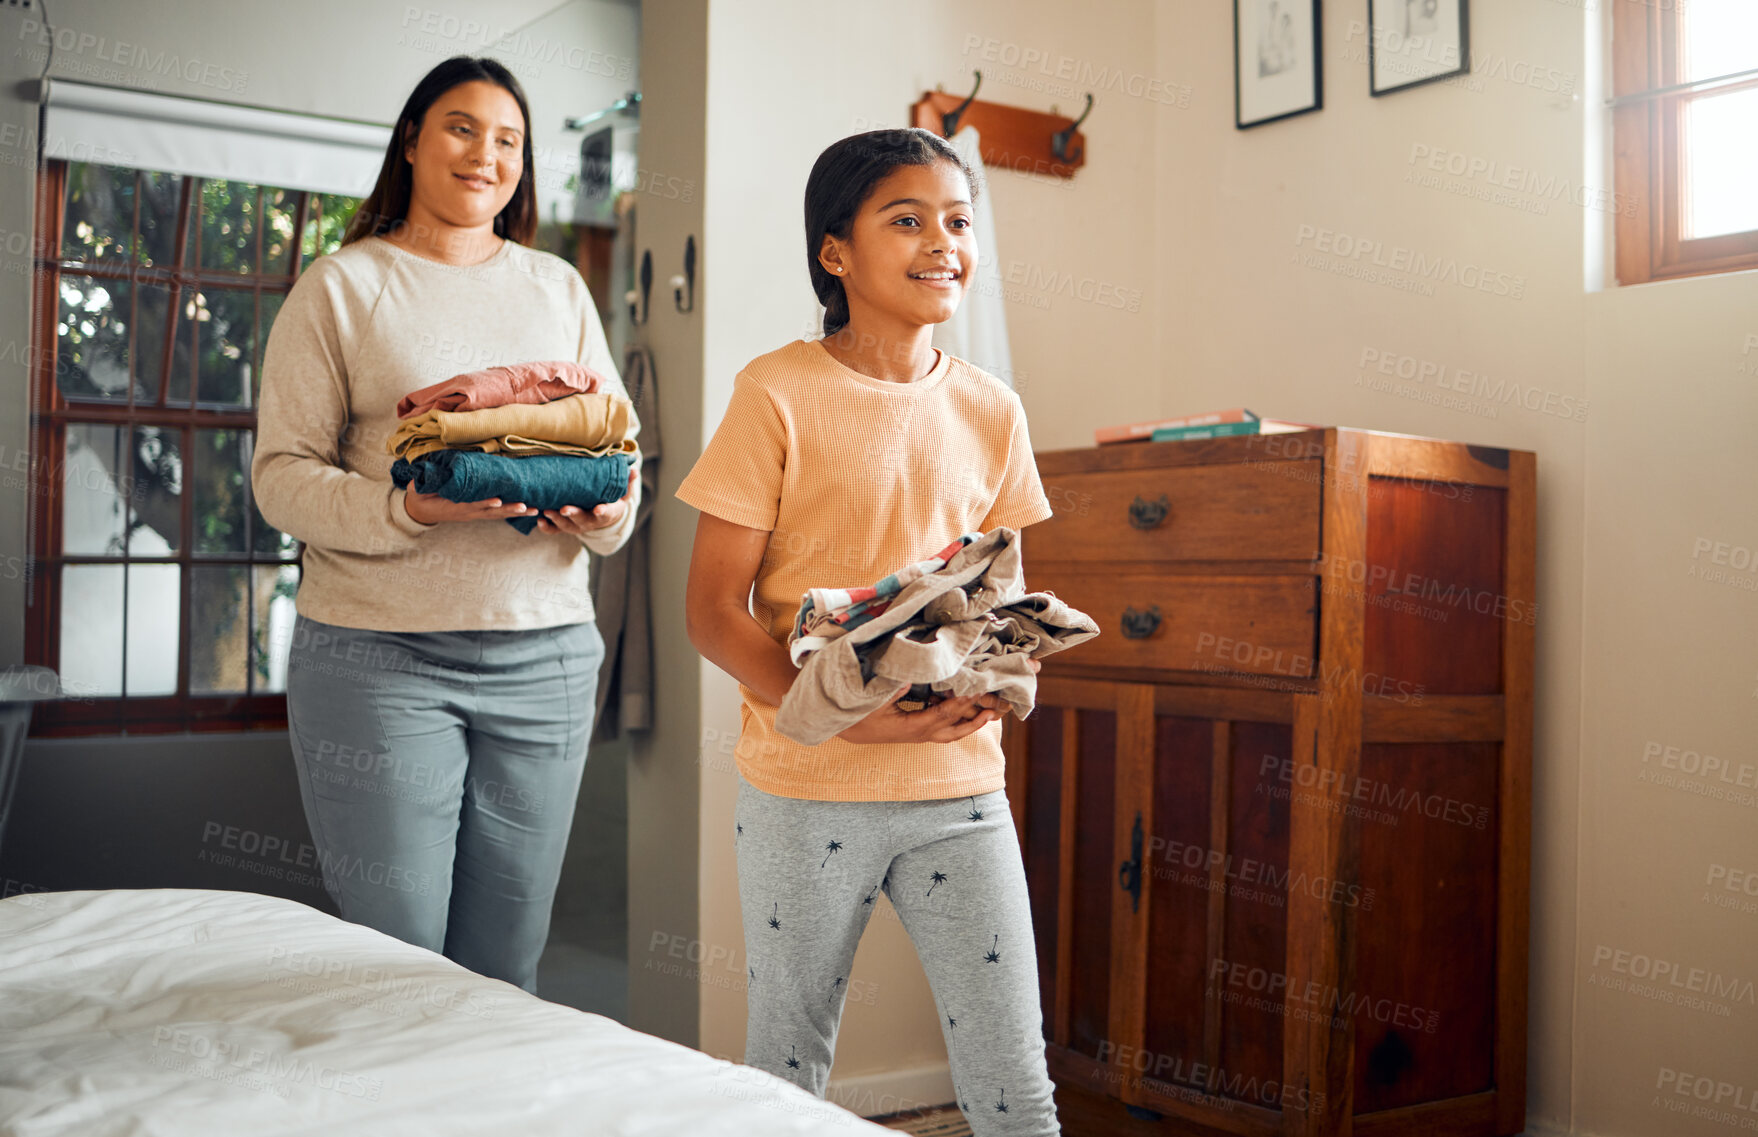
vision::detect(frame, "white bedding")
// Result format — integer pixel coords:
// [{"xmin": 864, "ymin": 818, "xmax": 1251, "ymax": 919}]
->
[{"xmin": 0, "ymin": 889, "xmax": 889, "ymax": 1136}]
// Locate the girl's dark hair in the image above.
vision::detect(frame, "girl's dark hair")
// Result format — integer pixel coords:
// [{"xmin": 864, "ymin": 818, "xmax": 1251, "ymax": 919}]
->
[
  {"xmin": 804, "ymin": 128, "xmax": 979, "ymax": 337},
  {"xmin": 343, "ymin": 56, "xmax": 538, "ymax": 249}
]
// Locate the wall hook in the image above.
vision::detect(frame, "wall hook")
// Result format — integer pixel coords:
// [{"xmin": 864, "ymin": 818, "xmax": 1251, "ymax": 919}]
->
[
  {"xmin": 628, "ymin": 248, "xmax": 652, "ymax": 326},
  {"xmin": 942, "ymin": 70, "xmax": 982, "ymax": 137},
  {"xmin": 671, "ymin": 234, "xmax": 695, "ymax": 314},
  {"xmin": 1051, "ymin": 93, "xmax": 1093, "ymax": 163}
]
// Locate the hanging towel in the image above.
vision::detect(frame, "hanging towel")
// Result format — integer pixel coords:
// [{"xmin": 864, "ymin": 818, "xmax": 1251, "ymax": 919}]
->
[
  {"xmin": 390, "ymin": 451, "xmax": 634, "ymax": 535},
  {"xmin": 396, "ymin": 359, "xmax": 607, "ymax": 419},
  {"xmin": 386, "ymin": 391, "xmax": 639, "ymax": 462},
  {"xmin": 931, "ymin": 125, "xmax": 1015, "ymax": 389},
  {"xmin": 589, "ymin": 340, "xmax": 661, "ymax": 741}
]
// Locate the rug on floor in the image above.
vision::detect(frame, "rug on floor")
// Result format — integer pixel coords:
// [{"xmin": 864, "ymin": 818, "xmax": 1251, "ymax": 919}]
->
[{"xmin": 869, "ymin": 1104, "xmax": 971, "ymax": 1136}]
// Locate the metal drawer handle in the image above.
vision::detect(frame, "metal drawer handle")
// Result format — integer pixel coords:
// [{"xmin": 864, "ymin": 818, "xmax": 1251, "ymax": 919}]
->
[
  {"xmin": 1120, "ymin": 604, "xmax": 1161, "ymax": 639},
  {"xmin": 1118, "ymin": 811, "xmax": 1144, "ymax": 913},
  {"xmin": 1128, "ymin": 493, "xmax": 1170, "ymax": 529}
]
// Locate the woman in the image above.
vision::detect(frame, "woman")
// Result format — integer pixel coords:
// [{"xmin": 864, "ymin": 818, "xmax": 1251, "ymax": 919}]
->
[{"xmin": 250, "ymin": 56, "xmax": 638, "ymax": 993}]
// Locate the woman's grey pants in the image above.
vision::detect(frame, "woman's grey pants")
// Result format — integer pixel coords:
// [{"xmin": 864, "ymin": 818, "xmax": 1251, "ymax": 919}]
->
[
  {"xmin": 284, "ymin": 612, "xmax": 603, "ymax": 993},
  {"xmin": 735, "ymin": 774, "xmax": 1060, "ymax": 1136}
]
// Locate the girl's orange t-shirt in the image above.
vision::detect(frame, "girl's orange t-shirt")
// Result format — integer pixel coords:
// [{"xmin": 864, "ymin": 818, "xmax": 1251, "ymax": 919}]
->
[{"xmin": 675, "ymin": 338, "xmax": 1053, "ymax": 802}]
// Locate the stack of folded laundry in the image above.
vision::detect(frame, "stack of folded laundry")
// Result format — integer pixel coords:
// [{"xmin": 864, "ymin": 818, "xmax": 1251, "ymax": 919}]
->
[
  {"xmin": 385, "ymin": 360, "xmax": 639, "ymax": 535},
  {"xmin": 774, "ymin": 527, "xmax": 1101, "ymax": 745}
]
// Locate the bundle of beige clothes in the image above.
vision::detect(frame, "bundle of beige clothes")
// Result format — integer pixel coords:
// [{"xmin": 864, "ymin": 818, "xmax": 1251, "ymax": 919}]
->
[
  {"xmin": 386, "ymin": 390, "xmax": 639, "ymax": 462},
  {"xmin": 774, "ymin": 527, "xmax": 1100, "ymax": 746}
]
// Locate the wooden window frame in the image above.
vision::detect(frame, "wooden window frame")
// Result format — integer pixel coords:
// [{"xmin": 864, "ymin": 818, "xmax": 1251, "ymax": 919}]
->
[
  {"xmin": 1613, "ymin": 0, "xmax": 1758, "ymax": 285},
  {"xmin": 24, "ymin": 159, "xmax": 337, "ymax": 737}
]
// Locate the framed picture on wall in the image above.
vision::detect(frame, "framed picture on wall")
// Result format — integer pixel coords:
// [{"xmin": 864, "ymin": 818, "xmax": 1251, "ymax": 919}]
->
[
  {"xmin": 1369, "ymin": 0, "xmax": 1469, "ymax": 95},
  {"xmin": 1234, "ymin": 0, "xmax": 1321, "ymax": 129}
]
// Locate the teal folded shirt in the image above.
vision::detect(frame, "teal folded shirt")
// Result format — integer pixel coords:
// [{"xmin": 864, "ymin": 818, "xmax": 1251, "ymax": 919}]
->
[{"xmin": 390, "ymin": 451, "xmax": 633, "ymax": 535}]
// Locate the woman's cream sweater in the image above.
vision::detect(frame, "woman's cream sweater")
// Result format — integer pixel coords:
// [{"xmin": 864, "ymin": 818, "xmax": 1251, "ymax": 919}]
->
[{"xmin": 250, "ymin": 235, "xmax": 639, "ymax": 632}]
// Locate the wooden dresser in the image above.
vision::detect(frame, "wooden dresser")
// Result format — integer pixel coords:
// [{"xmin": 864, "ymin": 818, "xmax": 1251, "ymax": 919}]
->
[{"xmin": 1003, "ymin": 428, "xmax": 1534, "ymax": 1137}]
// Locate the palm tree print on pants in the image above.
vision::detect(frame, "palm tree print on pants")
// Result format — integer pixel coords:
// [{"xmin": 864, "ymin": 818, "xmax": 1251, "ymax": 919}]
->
[
  {"xmin": 821, "ymin": 840, "xmax": 843, "ymax": 869},
  {"xmin": 829, "ymin": 976, "xmax": 844, "ymax": 1004},
  {"xmin": 966, "ymin": 796, "xmax": 984, "ymax": 822},
  {"xmin": 984, "ymin": 934, "xmax": 1001, "ymax": 963},
  {"xmin": 862, "ymin": 883, "xmax": 879, "ymax": 907},
  {"xmin": 768, "ymin": 903, "xmax": 782, "ymax": 931},
  {"xmin": 927, "ymin": 870, "xmax": 948, "ymax": 897},
  {"xmin": 995, "ymin": 1087, "xmax": 1009, "ymax": 1113},
  {"xmin": 785, "ymin": 1045, "xmax": 801, "ymax": 1071}
]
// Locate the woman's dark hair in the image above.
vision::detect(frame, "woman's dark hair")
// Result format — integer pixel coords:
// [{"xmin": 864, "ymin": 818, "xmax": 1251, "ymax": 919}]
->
[
  {"xmin": 804, "ymin": 128, "xmax": 979, "ymax": 337},
  {"xmin": 343, "ymin": 56, "xmax": 538, "ymax": 248}
]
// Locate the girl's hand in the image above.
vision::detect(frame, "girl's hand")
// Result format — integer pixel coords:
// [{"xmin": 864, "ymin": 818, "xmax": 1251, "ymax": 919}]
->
[
  {"xmin": 835, "ymin": 660, "xmax": 1042, "ymax": 745},
  {"xmin": 403, "ymin": 488, "xmax": 543, "ymax": 525},
  {"xmin": 532, "ymin": 466, "xmax": 638, "ymax": 536}
]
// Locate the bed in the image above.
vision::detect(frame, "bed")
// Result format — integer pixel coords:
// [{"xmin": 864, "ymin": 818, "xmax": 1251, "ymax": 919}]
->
[{"xmin": 0, "ymin": 888, "xmax": 891, "ymax": 1135}]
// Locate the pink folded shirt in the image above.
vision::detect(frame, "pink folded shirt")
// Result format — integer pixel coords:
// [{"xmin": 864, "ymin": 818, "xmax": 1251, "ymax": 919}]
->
[{"xmin": 397, "ymin": 360, "xmax": 605, "ymax": 419}]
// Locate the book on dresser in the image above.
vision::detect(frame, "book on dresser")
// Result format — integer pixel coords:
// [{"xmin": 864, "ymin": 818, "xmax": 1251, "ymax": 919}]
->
[{"xmin": 1003, "ymin": 426, "xmax": 1534, "ymax": 1137}]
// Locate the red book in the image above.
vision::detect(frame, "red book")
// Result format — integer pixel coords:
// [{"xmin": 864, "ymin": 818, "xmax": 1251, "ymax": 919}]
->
[{"xmin": 1095, "ymin": 408, "xmax": 1257, "ymax": 446}]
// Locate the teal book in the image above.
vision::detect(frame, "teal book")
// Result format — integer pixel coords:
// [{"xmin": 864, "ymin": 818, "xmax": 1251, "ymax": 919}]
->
[{"xmin": 1150, "ymin": 420, "xmax": 1264, "ymax": 441}]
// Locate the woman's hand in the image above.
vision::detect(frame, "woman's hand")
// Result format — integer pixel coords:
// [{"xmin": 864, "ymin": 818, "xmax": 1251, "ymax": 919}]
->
[
  {"xmin": 403, "ymin": 488, "xmax": 545, "ymax": 525},
  {"xmin": 531, "ymin": 466, "xmax": 638, "ymax": 537},
  {"xmin": 835, "ymin": 660, "xmax": 1043, "ymax": 745}
]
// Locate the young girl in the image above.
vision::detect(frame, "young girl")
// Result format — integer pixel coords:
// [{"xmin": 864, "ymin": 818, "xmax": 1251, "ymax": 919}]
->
[{"xmin": 677, "ymin": 129, "xmax": 1060, "ymax": 1135}]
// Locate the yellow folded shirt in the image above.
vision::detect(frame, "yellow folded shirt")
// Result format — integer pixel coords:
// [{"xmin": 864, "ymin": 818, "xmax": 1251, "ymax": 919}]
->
[
  {"xmin": 398, "ymin": 434, "xmax": 640, "ymax": 461},
  {"xmin": 386, "ymin": 391, "xmax": 638, "ymax": 462}
]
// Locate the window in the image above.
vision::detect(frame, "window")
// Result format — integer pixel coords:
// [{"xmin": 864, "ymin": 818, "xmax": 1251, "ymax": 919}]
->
[
  {"xmin": 1613, "ymin": 0, "xmax": 1758, "ymax": 284},
  {"xmin": 26, "ymin": 158, "xmax": 362, "ymax": 735}
]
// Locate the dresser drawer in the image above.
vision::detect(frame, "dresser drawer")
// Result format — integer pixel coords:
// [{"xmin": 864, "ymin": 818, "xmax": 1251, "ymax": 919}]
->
[
  {"xmin": 1026, "ymin": 461, "xmax": 1322, "ymax": 563},
  {"xmin": 1033, "ymin": 570, "xmax": 1317, "ymax": 677}
]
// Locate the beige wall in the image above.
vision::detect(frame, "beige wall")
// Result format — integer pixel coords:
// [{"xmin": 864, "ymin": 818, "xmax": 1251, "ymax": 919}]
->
[
  {"xmin": 687, "ymin": 0, "xmax": 1756, "ymax": 1130},
  {"xmin": 1151, "ymin": 0, "xmax": 1586, "ymax": 1128},
  {"xmin": 1146, "ymin": 1, "xmax": 1756, "ymax": 1133}
]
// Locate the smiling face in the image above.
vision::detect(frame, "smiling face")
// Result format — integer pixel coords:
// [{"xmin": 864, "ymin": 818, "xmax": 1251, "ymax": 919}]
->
[
  {"xmin": 819, "ymin": 159, "xmax": 976, "ymax": 331},
  {"xmin": 402, "ymin": 79, "xmax": 525, "ymax": 237}
]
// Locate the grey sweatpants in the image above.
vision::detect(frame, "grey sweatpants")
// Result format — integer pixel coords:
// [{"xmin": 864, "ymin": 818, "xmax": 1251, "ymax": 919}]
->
[
  {"xmin": 735, "ymin": 775, "xmax": 1060, "ymax": 1136},
  {"xmin": 284, "ymin": 612, "xmax": 603, "ymax": 994}
]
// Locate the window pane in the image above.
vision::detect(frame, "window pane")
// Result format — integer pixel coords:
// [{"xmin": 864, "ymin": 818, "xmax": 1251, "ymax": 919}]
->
[
  {"xmin": 196, "ymin": 287, "xmax": 257, "ymax": 407},
  {"xmin": 137, "ymin": 171, "xmax": 189, "ymax": 269},
  {"xmin": 253, "ymin": 564, "xmax": 300, "ymax": 693},
  {"xmin": 61, "ymin": 423, "xmax": 129, "ymax": 556},
  {"xmin": 134, "ymin": 281, "xmax": 193, "ymax": 406},
  {"xmin": 262, "ymin": 187, "xmax": 299, "ymax": 276},
  {"xmin": 1682, "ymin": 0, "xmax": 1758, "ymax": 83},
  {"xmin": 194, "ymin": 428, "xmax": 249, "ymax": 555},
  {"xmin": 60, "ymin": 564, "xmax": 123, "ymax": 696},
  {"xmin": 127, "ymin": 563, "xmax": 180, "ymax": 697},
  {"xmin": 56, "ymin": 274, "xmax": 137, "ymax": 402},
  {"xmin": 301, "ymin": 194, "xmax": 361, "ymax": 266},
  {"xmin": 128, "ymin": 425, "xmax": 181, "ymax": 556},
  {"xmin": 247, "ymin": 429, "xmax": 301, "ymax": 558},
  {"xmin": 253, "ymin": 291, "xmax": 285, "ymax": 407},
  {"xmin": 245, "ymin": 425, "xmax": 300, "ymax": 560},
  {"xmin": 190, "ymin": 565, "xmax": 248, "ymax": 695},
  {"xmin": 198, "ymin": 180, "xmax": 257, "ymax": 275},
  {"xmin": 1682, "ymin": 87, "xmax": 1758, "ymax": 239},
  {"xmin": 60, "ymin": 163, "xmax": 134, "ymax": 266}
]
